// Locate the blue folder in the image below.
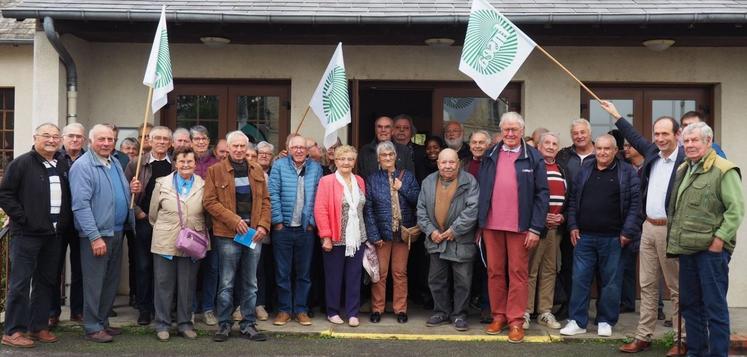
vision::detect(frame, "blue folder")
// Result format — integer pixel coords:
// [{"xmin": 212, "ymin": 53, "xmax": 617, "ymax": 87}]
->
[{"xmin": 234, "ymin": 228, "xmax": 258, "ymax": 249}]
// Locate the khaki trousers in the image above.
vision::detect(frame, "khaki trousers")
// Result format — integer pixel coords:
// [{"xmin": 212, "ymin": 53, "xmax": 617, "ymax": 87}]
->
[
  {"xmin": 527, "ymin": 228, "xmax": 559, "ymax": 314},
  {"xmin": 636, "ymin": 221, "xmax": 685, "ymax": 342},
  {"xmin": 371, "ymin": 240, "xmax": 409, "ymax": 314}
]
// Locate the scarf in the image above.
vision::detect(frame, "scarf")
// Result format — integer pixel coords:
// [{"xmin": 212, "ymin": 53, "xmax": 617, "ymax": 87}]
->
[
  {"xmin": 390, "ymin": 171, "xmax": 402, "ymax": 233},
  {"xmin": 335, "ymin": 171, "xmax": 362, "ymax": 257}
]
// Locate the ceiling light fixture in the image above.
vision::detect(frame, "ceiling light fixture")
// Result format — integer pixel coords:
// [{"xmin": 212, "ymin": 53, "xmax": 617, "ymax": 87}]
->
[
  {"xmin": 642, "ymin": 39, "xmax": 675, "ymax": 52},
  {"xmin": 200, "ymin": 36, "xmax": 231, "ymax": 48}
]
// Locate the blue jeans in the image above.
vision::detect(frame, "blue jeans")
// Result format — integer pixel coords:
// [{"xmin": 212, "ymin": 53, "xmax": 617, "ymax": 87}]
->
[
  {"xmin": 569, "ymin": 234, "xmax": 622, "ymax": 328},
  {"xmin": 272, "ymin": 227, "xmax": 314, "ymax": 314},
  {"xmin": 680, "ymin": 250, "xmax": 731, "ymax": 357},
  {"xmin": 199, "ymin": 235, "xmax": 219, "ymax": 312},
  {"xmin": 214, "ymin": 237, "xmax": 262, "ymax": 330}
]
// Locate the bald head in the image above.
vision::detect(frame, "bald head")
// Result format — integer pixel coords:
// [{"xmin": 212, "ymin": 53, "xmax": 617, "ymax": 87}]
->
[{"xmin": 437, "ymin": 148, "xmax": 459, "ymax": 181}]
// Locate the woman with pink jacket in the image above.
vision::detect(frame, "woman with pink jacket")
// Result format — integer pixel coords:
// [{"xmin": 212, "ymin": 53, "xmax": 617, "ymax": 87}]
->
[{"xmin": 313, "ymin": 145, "xmax": 367, "ymax": 327}]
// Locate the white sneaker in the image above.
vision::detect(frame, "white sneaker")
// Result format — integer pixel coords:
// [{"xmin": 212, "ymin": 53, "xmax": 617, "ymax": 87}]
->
[
  {"xmin": 327, "ymin": 315, "xmax": 344, "ymax": 324},
  {"xmin": 560, "ymin": 320, "xmax": 587, "ymax": 336},
  {"xmin": 538, "ymin": 312, "xmax": 561, "ymax": 329},
  {"xmin": 203, "ymin": 310, "xmax": 218, "ymax": 326},
  {"xmin": 597, "ymin": 322, "xmax": 612, "ymax": 337},
  {"xmin": 522, "ymin": 312, "xmax": 530, "ymax": 329}
]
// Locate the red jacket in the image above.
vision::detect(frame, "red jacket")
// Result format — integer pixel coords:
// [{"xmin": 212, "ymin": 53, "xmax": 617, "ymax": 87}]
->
[{"xmin": 314, "ymin": 173, "xmax": 366, "ymax": 243}]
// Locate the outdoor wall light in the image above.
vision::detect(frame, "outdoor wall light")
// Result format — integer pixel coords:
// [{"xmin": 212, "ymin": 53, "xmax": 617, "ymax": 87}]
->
[
  {"xmin": 642, "ymin": 39, "xmax": 675, "ymax": 51},
  {"xmin": 200, "ymin": 36, "xmax": 231, "ymax": 48},
  {"xmin": 425, "ymin": 38, "xmax": 455, "ymax": 47}
]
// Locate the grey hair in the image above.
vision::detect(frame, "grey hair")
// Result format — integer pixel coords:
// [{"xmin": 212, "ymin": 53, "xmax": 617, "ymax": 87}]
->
[
  {"xmin": 226, "ymin": 130, "xmax": 249, "ymax": 145},
  {"xmin": 120, "ymin": 137, "xmax": 138, "ymax": 148},
  {"xmin": 469, "ymin": 129, "xmax": 491, "ymax": 142},
  {"xmin": 35, "ymin": 122, "xmax": 60, "ymax": 135},
  {"xmin": 682, "ymin": 121, "xmax": 713, "ymax": 144},
  {"xmin": 595, "ymin": 134, "xmax": 618, "ymax": 148},
  {"xmin": 62, "ymin": 122, "xmax": 84, "ymax": 136},
  {"xmin": 393, "ymin": 114, "xmax": 417, "ymax": 136},
  {"xmin": 88, "ymin": 124, "xmax": 113, "ymax": 141},
  {"xmin": 499, "ymin": 112, "xmax": 525, "ymax": 129},
  {"xmin": 256, "ymin": 141, "xmax": 275, "ymax": 153},
  {"xmin": 285, "ymin": 133, "xmax": 304, "ymax": 148},
  {"xmin": 376, "ymin": 140, "xmax": 397, "ymax": 157},
  {"xmin": 570, "ymin": 118, "xmax": 591, "ymax": 132},
  {"xmin": 150, "ymin": 125, "xmax": 172, "ymax": 137},
  {"xmin": 539, "ymin": 131, "xmax": 560, "ymax": 144},
  {"xmin": 172, "ymin": 127, "xmax": 190, "ymax": 140},
  {"xmin": 247, "ymin": 142, "xmax": 256, "ymax": 151},
  {"xmin": 189, "ymin": 125, "xmax": 209, "ymax": 139}
]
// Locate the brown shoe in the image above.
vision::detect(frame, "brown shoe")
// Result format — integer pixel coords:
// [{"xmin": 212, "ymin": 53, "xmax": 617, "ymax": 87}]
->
[
  {"xmin": 48, "ymin": 316, "xmax": 60, "ymax": 328},
  {"xmin": 296, "ymin": 312, "xmax": 313, "ymax": 326},
  {"xmin": 105, "ymin": 327, "xmax": 123, "ymax": 336},
  {"xmin": 666, "ymin": 342, "xmax": 687, "ymax": 357},
  {"xmin": 28, "ymin": 330, "xmax": 58, "ymax": 343},
  {"xmin": 619, "ymin": 338, "xmax": 651, "ymax": 353},
  {"xmin": 85, "ymin": 330, "xmax": 113, "ymax": 343},
  {"xmin": 485, "ymin": 319, "xmax": 506, "ymax": 335},
  {"xmin": 2, "ymin": 332, "xmax": 35, "ymax": 348},
  {"xmin": 507, "ymin": 325, "xmax": 524, "ymax": 343},
  {"xmin": 273, "ymin": 312, "xmax": 291, "ymax": 326}
]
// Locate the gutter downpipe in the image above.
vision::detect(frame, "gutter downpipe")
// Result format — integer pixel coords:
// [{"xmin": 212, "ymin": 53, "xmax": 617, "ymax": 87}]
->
[{"xmin": 42, "ymin": 16, "xmax": 77, "ymax": 124}]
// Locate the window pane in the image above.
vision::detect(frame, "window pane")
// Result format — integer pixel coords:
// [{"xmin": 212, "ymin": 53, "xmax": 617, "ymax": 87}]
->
[
  {"xmin": 176, "ymin": 95, "xmax": 197, "ymax": 120},
  {"xmin": 589, "ymin": 99, "xmax": 633, "ymax": 139},
  {"xmin": 5, "ymin": 112, "xmax": 13, "ymax": 130},
  {"xmin": 198, "ymin": 95, "xmax": 219, "ymax": 119},
  {"xmin": 652, "ymin": 100, "xmax": 695, "ymax": 121},
  {"xmin": 443, "ymin": 97, "xmax": 507, "ymax": 139},
  {"xmin": 236, "ymin": 96, "xmax": 279, "ymax": 146}
]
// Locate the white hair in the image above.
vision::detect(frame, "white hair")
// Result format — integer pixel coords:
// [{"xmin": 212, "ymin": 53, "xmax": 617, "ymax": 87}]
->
[
  {"xmin": 88, "ymin": 124, "xmax": 113, "ymax": 142},
  {"xmin": 150, "ymin": 125, "xmax": 172, "ymax": 138},
  {"xmin": 256, "ymin": 141, "xmax": 275, "ymax": 153},
  {"xmin": 376, "ymin": 141, "xmax": 396, "ymax": 157},
  {"xmin": 682, "ymin": 121, "xmax": 713, "ymax": 144},
  {"xmin": 469, "ymin": 129, "xmax": 491, "ymax": 142},
  {"xmin": 172, "ymin": 127, "xmax": 190, "ymax": 140},
  {"xmin": 570, "ymin": 118, "xmax": 591, "ymax": 132},
  {"xmin": 226, "ymin": 130, "xmax": 249, "ymax": 145},
  {"xmin": 539, "ymin": 131, "xmax": 560, "ymax": 144},
  {"xmin": 62, "ymin": 122, "xmax": 84, "ymax": 136},
  {"xmin": 499, "ymin": 112, "xmax": 525, "ymax": 129}
]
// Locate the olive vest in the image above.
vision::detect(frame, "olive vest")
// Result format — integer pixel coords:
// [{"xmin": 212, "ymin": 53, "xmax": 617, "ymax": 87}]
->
[{"xmin": 667, "ymin": 149, "xmax": 740, "ymax": 255}]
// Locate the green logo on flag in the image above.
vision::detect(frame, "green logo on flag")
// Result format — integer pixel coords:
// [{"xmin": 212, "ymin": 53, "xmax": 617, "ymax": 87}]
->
[
  {"xmin": 154, "ymin": 29, "xmax": 173, "ymax": 89},
  {"xmin": 462, "ymin": 9, "xmax": 518, "ymax": 75},
  {"xmin": 322, "ymin": 66, "xmax": 349, "ymax": 124}
]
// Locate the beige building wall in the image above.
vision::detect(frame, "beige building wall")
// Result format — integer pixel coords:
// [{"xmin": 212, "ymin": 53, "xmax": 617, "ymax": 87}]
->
[
  {"xmin": 0, "ymin": 43, "xmax": 33, "ymax": 157},
  {"xmin": 36, "ymin": 34, "xmax": 747, "ymax": 306}
]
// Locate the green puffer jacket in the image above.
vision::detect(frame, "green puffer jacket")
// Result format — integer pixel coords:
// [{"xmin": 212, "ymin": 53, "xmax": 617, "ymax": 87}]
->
[{"xmin": 667, "ymin": 149, "xmax": 744, "ymax": 255}]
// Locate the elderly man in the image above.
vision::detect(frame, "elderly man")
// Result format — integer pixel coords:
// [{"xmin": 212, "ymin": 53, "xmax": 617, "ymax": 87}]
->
[
  {"xmin": 138, "ymin": 122, "xmax": 153, "ymax": 154},
  {"xmin": 269, "ymin": 134, "xmax": 323, "ymax": 326},
  {"xmin": 554, "ymin": 118, "xmax": 595, "ymax": 319},
  {"xmin": 417, "ymin": 148, "xmax": 479, "ymax": 332},
  {"xmin": 256, "ymin": 141, "xmax": 274, "ymax": 174},
  {"xmin": 477, "ymin": 112, "xmax": 548, "ymax": 342},
  {"xmin": 679, "ymin": 111, "xmax": 726, "ymax": 158},
  {"xmin": 203, "ymin": 131, "xmax": 271, "ymax": 342},
  {"xmin": 601, "ymin": 102, "xmax": 687, "ymax": 355},
  {"xmin": 70, "ymin": 124, "xmax": 136, "ymax": 342},
  {"xmin": 48, "ymin": 122, "xmax": 87, "ymax": 327},
  {"xmin": 667, "ymin": 122, "xmax": 743, "ymax": 356},
  {"xmin": 560, "ymin": 134, "xmax": 640, "ymax": 337},
  {"xmin": 172, "ymin": 128, "xmax": 192, "ymax": 151},
  {"xmin": 213, "ymin": 139, "xmax": 229, "ymax": 161},
  {"xmin": 443, "ymin": 121, "xmax": 471, "ymax": 160},
  {"xmin": 358, "ymin": 115, "xmax": 414, "ymax": 178},
  {"xmin": 126, "ymin": 125, "xmax": 174, "ymax": 326},
  {"xmin": 305, "ymin": 138, "xmax": 323, "ymax": 162},
  {"xmin": 462, "ymin": 130, "xmax": 491, "ymax": 177},
  {"xmin": 0, "ymin": 123, "xmax": 72, "ymax": 348},
  {"xmin": 524, "ymin": 132, "xmax": 568, "ymax": 331}
]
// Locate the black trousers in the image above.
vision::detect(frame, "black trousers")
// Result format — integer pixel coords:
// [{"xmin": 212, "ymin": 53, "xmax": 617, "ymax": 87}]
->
[
  {"xmin": 50, "ymin": 229, "xmax": 83, "ymax": 317},
  {"xmin": 4, "ymin": 233, "xmax": 62, "ymax": 335},
  {"xmin": 135, "ymin": 218, "xmax": 154, "ymax": 313}
]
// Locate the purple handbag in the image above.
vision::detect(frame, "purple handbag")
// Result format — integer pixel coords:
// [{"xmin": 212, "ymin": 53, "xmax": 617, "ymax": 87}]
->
[{"xmin": 173, "ymin": 176, "xmax": 209, "ymax": 259}]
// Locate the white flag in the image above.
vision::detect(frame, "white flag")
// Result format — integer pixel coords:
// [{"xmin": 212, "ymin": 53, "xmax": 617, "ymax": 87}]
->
[
  {"xmin": 459, "ymin": 0, "xmax": 536, "ymax": 100},
  {"xmin": 143, "ymin": 5, "xmax": 173, "ymax": 113},
  {"xmin": 309, "ymin": 43, "xmax": 351, "ymax": 149}
]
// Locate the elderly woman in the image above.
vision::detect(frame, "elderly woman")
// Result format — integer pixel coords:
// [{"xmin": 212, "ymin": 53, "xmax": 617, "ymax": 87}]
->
[
  {"xmin": 149, "ymin": 146, "xmax": 207, "ymax": 341},
  {"xmin": 364, "ymin": 141, "xmax": 420, "ymax": 324},
  {"xmin": 313, "ymin": 145, "xmax": 367, "ymax": 327}
]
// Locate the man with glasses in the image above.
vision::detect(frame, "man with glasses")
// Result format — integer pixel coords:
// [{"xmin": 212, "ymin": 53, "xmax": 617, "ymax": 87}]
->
[
  {"xmin": 0, "ymin": 123, "xmax": 73, "ymax": 347},
  {"xmin": 49, "ymin": 123, "xmax": 87, "ymax": 327},
  {"xmin": 126, "ymin": 126, "xmax": 174, "ymax": 326},
  {"xmin": 268, "ymin": 134, "xmax": 323, "ymax": 327},
  {"xmin": 476, "ymin": 112, "xmax": 548, "ymax": 342},
  {"xmin": 358, "ymin": 115, "xmax": 414, "ymax": 179}
]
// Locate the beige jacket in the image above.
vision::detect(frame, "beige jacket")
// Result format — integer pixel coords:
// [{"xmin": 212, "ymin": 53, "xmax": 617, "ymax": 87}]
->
[{"xmin": 149, "ymin": 172, "xmax": 209, "ymax": 257}]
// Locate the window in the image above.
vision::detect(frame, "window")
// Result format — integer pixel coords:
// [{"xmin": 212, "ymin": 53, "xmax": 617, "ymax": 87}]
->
[{"xmin": 0, "ymin": 88, "xmax": 14, "ymax": 172}]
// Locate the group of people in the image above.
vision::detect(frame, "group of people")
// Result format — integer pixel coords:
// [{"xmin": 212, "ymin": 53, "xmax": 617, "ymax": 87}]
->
[{"xmin": 0, "ymin": 106, "xmax": 741, "ymax": 356}]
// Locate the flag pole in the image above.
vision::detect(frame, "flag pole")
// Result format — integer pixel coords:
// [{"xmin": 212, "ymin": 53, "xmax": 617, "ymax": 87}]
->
[
  {"xmin": 534, "ymin": 45, "xmax": 602, "ymax": 103},
  {"xmin": 130, "ymin": 86, "xmax": 154, "ymax": 209},
  {"xmin": 294, "ymin": 105, "xmax": 311, "ymax": 135}
]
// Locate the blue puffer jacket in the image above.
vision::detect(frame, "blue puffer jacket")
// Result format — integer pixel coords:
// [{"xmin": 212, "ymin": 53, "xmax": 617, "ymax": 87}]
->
[
  {"xmin": 364, "ymin": 169, "xmax": 420, "ymax": 243},
  {"xmin": 268, "ymin": 156, "xmax": 323, "ymax": 228},
  {"xmin": 566, "ymin": 157, "xmax": 641, "ymax": 241}
]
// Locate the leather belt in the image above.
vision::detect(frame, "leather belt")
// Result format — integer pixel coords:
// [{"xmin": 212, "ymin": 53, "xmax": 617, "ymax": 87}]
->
[{"xmin": 646, "ymin": 217, "xmax": 668, "ymax": 226}]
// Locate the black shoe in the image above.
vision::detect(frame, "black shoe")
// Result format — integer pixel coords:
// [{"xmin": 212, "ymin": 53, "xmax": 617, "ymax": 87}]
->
[
  {"xmin": 240, "ymin": 325, "xmax": 267, "ymax": 341},
  {"xmin": 454, "ymin": 318, "xmax": 469, "ymax": 332},
  {"xmin": 664, "ymin": 319, "xmax": 673, "ymax": 328},
  {"xmin": 426, "ymin": 315, "xmax": 449, "ymax": 327},
  {"xmin": 137, "ymin": 310, "xmax": 152, "ymax": 326},
  {"xmin": 370, "ymin": 312, "xmax": 381, "ymax": 323},
  {"xmin": 397, "ymin": 312, "xmax": 408, "ymax": 324},
  {"xmin": 658, "ymin": 309, "xmax": 666, "ymax": 321},
  {"xmin": 213, "ymin": 325, "xmax": 231, "ymax": 342}
]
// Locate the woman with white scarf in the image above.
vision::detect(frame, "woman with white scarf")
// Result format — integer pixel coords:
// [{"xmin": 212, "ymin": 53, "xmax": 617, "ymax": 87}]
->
[{"xmin": 313, "ymin": 145, "xmax": 367, "ymax": 327}]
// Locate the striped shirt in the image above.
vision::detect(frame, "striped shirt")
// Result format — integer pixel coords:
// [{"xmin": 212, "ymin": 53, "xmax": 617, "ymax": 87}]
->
[
  {"xmin": 44, "ymin": 160, "xmax": 62, "ymax": 229},
  {"xmin": 546, "ymin": 162, "xmax": 566, "ymax": 215}
]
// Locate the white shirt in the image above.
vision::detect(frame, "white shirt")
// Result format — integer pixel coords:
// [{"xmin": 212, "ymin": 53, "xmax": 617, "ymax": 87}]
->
[{"xmin": 645, "ymin": 146, "xmax": 679, "ymax": 219}]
